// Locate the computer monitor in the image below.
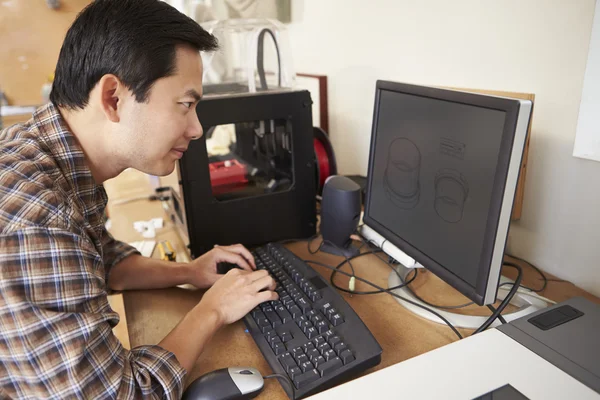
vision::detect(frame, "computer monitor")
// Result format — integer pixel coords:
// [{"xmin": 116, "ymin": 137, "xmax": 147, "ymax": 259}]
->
[{"xmin": 360, "ymin": 80, "xmax": 538, "ymax": 326}]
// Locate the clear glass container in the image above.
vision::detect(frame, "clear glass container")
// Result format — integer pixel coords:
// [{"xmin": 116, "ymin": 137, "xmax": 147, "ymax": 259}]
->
[{"xmin": 200, "ymin": 18, "xmax": 296, "ymax": 95}]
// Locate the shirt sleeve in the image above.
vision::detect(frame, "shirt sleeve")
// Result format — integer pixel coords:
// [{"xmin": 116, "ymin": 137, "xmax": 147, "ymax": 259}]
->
[
  {"xmin": 101, "ymin": 227, "xmax": 141, "ymax": 281},
  {"xmin": 0, "ymin": 227, "xmax": 186, "ymax": 399}
]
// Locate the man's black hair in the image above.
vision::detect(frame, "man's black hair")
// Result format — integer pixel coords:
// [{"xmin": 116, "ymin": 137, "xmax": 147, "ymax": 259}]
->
[{"xmin": 50, "ymin": 0, "xmax": 218, "ymax": 109}]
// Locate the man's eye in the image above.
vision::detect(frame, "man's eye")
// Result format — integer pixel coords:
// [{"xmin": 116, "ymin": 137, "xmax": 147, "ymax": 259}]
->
[{"xmin": 181, "ymin": 102, "xmax": 193, "ymax": 109}]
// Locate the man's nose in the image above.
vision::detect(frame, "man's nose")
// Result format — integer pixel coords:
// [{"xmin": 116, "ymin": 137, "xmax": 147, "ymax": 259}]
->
[{"xmin": 187, "ymin": 111, "xmax": 203, "ymax": 140}]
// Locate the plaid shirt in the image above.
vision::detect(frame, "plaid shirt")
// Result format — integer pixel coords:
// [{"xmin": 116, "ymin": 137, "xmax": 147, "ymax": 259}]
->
[{"xmin": 0, "ymin": 103, "xmax": 186, "ymax": 399}]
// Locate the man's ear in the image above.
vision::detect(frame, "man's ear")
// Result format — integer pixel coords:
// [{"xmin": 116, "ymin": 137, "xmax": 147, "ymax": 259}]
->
[{"xmin": 97, "ymin": 74, "xmax": 125, "ymax": 123}]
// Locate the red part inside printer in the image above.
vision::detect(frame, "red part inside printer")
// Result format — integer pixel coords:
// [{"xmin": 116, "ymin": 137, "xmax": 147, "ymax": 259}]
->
[{"xmin": 209, "ymin": 159, "xmax": 249, "ymax": 194}]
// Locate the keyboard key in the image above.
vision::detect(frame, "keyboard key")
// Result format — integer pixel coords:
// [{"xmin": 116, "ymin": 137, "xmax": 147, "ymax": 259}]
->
[
  {"xmin": 300, "ymin": 321, "xmax": 312, "ymax": 333},
  {"xmin": 296, "ymin": 298, "xmax": 311, "ymax": 313},
  {"xmin": 288, "ymin": 367, "xmax": 301, "ymax": 379},
  {"xmin": 265, "ymin": 310, "xmax": 282, "ymax": 325},
  {"xmin": 328, "ymin": 336, "xmax": 341, "ymax": 348},
  {"xmin": 293, "ymin": 369, "xmax": 320, "ymax": 389},
  {"xmin": 300, "ymin": 361, "xmax": 314, "ymax": 373},
  {"xmin": 305, "ymin": 326, "xmax": 318, "ymax": 339},
  {"xmin": 303, "ymin": 342, "xmax": 316, "ymax": 353},
  {"xmin": 313, "ymin": 355, "xmax": 326, "ymax": 367},
  {"xmin": 292, "ymin": 347, "xmax": 304, "ymax": 358},
  {"xmin": 331, "ymin": 313, "xmax": 345, "ymax": 326},
  {"xmin": 262, "ymin": 305, "xmax": 274, "ymax": 313},
  {"xmin": 317, "ymin": 342, "xmax": 331, "ymax": 354},
  {"xmin": 321, "ymin": 302, "xmax": 333, "ymax": 314},
  {"xmin": 334, "ymin": 342, "xmax": 348, "ymax": 354},
  {"xmin": 289, "ymin": 305, "xmax": 302, "ymax": 318},
  {"xmin": 313, "ymin": 336, "xmax": 326, "ymax": 347},
  {"xmin": 275, "ymin": 306, "xmax": 292, "ymax": 323},
  {"xmin": 295, "ymin": 354, "xmax": 309, "ymax": 365},
  {"xmin": 310, "ymin": 292, "xmax": 322, "ymax": 302},
  {"xmin": 322, "ymin": 330, "xmax": 335, "ymax": 341},
  {"xmin": 251, "ymin": 308, "xmax": 263, "ymax": 318},
  {"xmin": 317, "ymin": 357, "xmax": 343, "ymax": 377},
  {"xmin": 256, "ymin": 317, "xmax": 270, "ymax": 328},
  {"xmin": 264, "ymin": 330, "xmax": 277, "ymax": 342},
  {"xmin": 339, "ymin": 349, "xmax": 355, "ymax": 364},
  {"xmin": 260, "ymin": 325, "xmax": 274, "ymax": 334},
  {"xmin": 273, "ymin": 343, "xmax": 286, "ymax": 356},
  {"xmin": 279, "ymin": 353, "xmax": 297, "ymax": 372},
  {"xmin": 316, "ymin": 321, "xmax": 329, "ymax": 334},
  {"xmin": 326, "ymin": 308, "xmax": 337, "ymax": 319},
  {"xmin": 306, "ymin": 348, "xmax": 320, "ymax": 361},
  {"xmin": 280, "ymin": 331, "xmax": 293, "ymax": 343},
  {"xmin": 323, "ymin": 349, "xmax": 337, "ymax": 361}
]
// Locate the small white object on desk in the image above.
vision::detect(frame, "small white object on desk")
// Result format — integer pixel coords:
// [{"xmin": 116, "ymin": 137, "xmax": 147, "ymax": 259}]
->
[{"xmin": 133, "ymin": 218, "xmax": 164, "ymax": 238}]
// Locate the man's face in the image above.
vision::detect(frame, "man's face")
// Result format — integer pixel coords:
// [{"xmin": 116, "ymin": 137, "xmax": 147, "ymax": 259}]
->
[{"xmin": 119, "ymin": 46, "xmax": 204, "ymax": 176}]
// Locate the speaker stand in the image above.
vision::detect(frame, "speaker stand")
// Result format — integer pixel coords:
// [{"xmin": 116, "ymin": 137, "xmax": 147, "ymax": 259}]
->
[{"xmin": 320, "ymin": 241, "xmax": 360, "ymax": 258}]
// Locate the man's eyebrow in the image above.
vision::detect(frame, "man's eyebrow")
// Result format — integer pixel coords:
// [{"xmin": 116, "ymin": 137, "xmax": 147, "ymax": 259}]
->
[{"xmin": 184, "ymin": 89, "xmax": 202, "ymax": 102}]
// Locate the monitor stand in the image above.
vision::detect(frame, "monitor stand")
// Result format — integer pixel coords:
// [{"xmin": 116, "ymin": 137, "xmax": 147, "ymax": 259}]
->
[{"xmin": 388, "ymin": 263, "xmax": 549, "ymax": 329}]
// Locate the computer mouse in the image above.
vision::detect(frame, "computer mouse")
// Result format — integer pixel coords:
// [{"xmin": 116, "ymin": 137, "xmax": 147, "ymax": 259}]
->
[
  {"xmin": 217, "ymin": 262, "xmax": 243, "ymax": 275},
  {"xmin": 182, "ymin": 367, "xmax": 264, "ymax": 400}
]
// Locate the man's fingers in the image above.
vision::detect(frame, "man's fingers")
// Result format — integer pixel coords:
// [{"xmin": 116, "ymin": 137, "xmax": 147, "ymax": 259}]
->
[
  {"xmin": 250, "ymin": 274, "xmax": 277, "ymax": 293},
  {"xmin": 222, "ymin": 244, "xmax": 256, "ymax": 269},
  {"xmin": 218, "ymin": 251, "xmax": 252, "ymax": 272},
  {"xmin": 246, "ymin": 269, "xmax": 269, "ymax": 281},
  {"xmin": 254, "ymin": 290, "xmax": 279, "ymax": 305}
]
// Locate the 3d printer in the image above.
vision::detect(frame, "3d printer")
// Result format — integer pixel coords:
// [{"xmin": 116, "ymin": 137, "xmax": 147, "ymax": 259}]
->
[{"xmin": 173, "ymin": 19, "xmax": 335, "ymax": 258}]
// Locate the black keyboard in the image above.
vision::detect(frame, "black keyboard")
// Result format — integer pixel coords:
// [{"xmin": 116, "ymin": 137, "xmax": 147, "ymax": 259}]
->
[{"xmin": 244, "ymin": 243, "xmax": 382, "ymax": 399}]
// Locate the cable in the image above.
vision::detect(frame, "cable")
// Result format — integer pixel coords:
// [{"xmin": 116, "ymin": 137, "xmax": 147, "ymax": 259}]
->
[
  {"xmin": 353, "ymin": 233, "xmax": 473, "ymax": 308},
  {"xmin": 321, "ymin": 239, "xmax": 356, "ymax": 278},
  {"xmin": 307, "ymin": 235, "xmax": 324, "ymax": 254},
  {"xmin": 405, "ymin": 286, "xmax": 475, "ymax": 310},
  {"xmin": 256, "ymin": 28, "xmax": 281, "ymax": 90},
  {"xmin": 505, "ymin": 253, "xmax": 567, "ymax": 290},
  {"xmin": 303, "ymin": 259, "xmax": 463, "ymax": 340},
  {"xmin": 473, "ymin": 264, "xmax": 522, "ymax": 334},
  {"xmin": 498, "ymin": 282, "xmax": 557, "ymax": 304},
  {"xmin": 503, "ymin": 259, "xmax": 546, "ymax": 293},
  {"xmin": 487, "ymin": 305, "xmax": 507, "ymax": 324},
  {"xmin": 263, "ymin": 373, "xmax": 295, "ymax": 399},
  {"xmin": 329, "ymin": 253, "xmax": 418, "ymax": 295}
]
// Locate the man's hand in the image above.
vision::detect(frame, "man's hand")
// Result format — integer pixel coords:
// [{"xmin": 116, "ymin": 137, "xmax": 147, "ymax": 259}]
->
[
  {"xmin": 197, "ymin": 268, "xmax": 278, "ymax": 326},
  {"xmin": 187, "ymin": 244, "xmax": 257, "ymax": 289}
]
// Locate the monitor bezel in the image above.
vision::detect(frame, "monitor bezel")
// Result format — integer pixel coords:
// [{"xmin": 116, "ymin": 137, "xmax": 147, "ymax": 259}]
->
[{"xmin": 363, "ymin": 80, "xmax": 525, "ymax": 306}]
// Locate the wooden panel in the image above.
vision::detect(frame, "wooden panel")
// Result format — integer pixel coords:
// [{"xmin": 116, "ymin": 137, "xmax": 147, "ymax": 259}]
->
[
  {"xmin": 0, "ymin": 0, "xmax": 91, "ymax": 106},
  {"xmin": 443, "ymin": 87, "xmax": 535, "ymax": 221}
]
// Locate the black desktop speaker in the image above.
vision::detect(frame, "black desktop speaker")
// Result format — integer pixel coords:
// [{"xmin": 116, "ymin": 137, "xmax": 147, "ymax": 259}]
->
[{"xmin": 320, "ymin": 175, "xmax": 361, "ymax": 257}]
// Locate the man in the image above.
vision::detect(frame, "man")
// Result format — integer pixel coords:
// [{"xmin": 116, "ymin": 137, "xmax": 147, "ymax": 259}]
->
[{"xmin": 0, "ymin": 0, "xmax": 278, "ymax": 398}]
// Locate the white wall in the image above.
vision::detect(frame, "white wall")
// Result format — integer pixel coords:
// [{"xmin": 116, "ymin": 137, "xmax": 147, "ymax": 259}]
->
[{"xmin": 288, "ymin": 0, "xmax": 600, "ymax": 296}]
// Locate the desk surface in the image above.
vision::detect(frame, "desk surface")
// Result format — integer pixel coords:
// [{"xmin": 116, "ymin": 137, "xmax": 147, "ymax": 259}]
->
[{"xmin": 104, "ymin": 169, "xmax": 600, "ymax": 400}]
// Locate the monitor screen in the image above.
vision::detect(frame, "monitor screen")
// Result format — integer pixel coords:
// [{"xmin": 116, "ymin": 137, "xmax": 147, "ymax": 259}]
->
[{"xmin": 363, "ymin": 81, "xmax": 531, "ymax": 305}]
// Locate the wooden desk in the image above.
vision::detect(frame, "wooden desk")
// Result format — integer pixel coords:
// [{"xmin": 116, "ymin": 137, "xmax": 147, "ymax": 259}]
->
[{"xmin": 104, "ymin": 169, "xmax": 600, "ymax": 400}]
